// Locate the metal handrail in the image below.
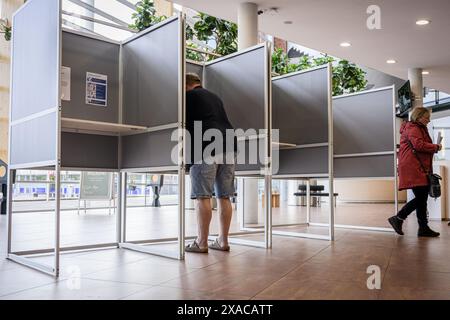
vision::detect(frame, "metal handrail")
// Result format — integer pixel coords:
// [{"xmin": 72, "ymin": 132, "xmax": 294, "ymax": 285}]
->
[
  {"xmin": 186, "ymin": 44, "xmax": 221, "ymax": 58},
  {"xmin": 15, "ymin": 180, "xmax": 80, "ymax": 184}
]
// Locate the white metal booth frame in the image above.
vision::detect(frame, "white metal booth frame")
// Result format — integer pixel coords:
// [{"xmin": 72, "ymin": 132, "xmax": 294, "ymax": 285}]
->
[
  {"xmin": 309, "ymin": 85, "xmax": 398, "ymax": 233},
  {"xmin": 242, "ymin": 70, "xmax": 398, "ymax": 239},
  {"xmin": 200, "ymin": 43, "xmax": 274, "ymax": 249},
  {"xmin": 136, "ymin": 43, "xmax": 276, "ymax": 252},
  {"xmin": 241, "ymin": 65, "xmax": 336, "ymax": 241},
  {"xmin": 7, "ymin": 0, "xmax": 190, "ymax": 277}
]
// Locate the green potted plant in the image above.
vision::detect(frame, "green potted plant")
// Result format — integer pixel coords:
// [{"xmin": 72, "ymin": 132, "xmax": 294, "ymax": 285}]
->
[
  {"xmin": 272, "ymin": 50, "xmax": 368, "ymax": 96},
  {"xmin": 130, "ymin": 0, "xmax": 167, "ymax": 32},
  {"xmin": 190, "ymin": 13, "xmax": 238, "ymax": 57},
  {"xmin": 0, "ymin": 19, "xmax": 11, "ymax": 41}
]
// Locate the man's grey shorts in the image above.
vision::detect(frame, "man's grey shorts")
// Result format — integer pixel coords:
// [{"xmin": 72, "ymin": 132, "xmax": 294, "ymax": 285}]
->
[{"xmin": 189, "ymin": 163, "xmax": 236, "ymax": 200}]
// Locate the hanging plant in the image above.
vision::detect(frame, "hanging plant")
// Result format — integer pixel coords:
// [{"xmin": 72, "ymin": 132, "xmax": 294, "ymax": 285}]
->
[
  {"xmin": 271, "ymin": 48, "xmax": 290, "ymax": 75},
  {"xmin": 130, "ymin": 0, "xmax": 167, "ymax": 32},
  {"xmin": 0, "ymin": 19, "xmax": 11, "ymax": 41},
  {"xmin": 192, "ymin": 13, "xmax": 237, "ymax": 57},
  {"xmin": 272, "ymin": 50, "xmax": 368, "ymax": 96}
]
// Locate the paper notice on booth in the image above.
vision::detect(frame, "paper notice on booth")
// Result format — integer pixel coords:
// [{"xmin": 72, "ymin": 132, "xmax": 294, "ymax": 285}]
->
[
  {"xmin": 86, "ymin": 72, "xmax": 108, "ymax": 107},
  {"xmin": 437, "ymin": 131, "xmax": 443, "ymax": 145},
  {"xmin": 61, "ymin": 66, "xmax": 71, "ymax": 101}
]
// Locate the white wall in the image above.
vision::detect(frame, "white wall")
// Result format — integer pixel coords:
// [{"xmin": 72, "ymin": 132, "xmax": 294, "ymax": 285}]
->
[{"xmin": 318, "ymin": 179, "xmax": 406, "ymax": 203}]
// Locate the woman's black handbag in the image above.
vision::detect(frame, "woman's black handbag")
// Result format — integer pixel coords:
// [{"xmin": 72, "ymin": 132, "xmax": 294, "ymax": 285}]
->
[
  {"xmin": 428, "ymin": 173, "xmax": 442, "ymax": 198},
  {"xmin": 407, "ymin": 139, "xmax": 442, "ymax": 198}
]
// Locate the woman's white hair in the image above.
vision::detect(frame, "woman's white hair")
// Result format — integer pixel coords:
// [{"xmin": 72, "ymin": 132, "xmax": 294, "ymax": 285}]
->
[{"xmin": 411, "ymin": 107, "xmax": 431, "ymax": 122}]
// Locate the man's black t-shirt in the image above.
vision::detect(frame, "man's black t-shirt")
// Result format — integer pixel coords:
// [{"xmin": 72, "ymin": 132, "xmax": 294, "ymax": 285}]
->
[{"xmin": 186, "ymin": 86, "xmax": 237, "ymax": 163}]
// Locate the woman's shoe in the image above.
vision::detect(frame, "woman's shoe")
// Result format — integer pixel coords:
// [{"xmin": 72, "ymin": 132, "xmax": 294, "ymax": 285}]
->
[
  {"xmin": 418, "ymin": 226, "xmax": 440, "ymax": 237},
  {"xmin": 388, "ymin": 216, "xmax": 404, "ymax": 235}
]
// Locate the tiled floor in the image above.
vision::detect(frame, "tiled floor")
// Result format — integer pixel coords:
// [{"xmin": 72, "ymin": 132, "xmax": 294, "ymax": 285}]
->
[{"xmin": 0, "ymin": 202, "xmax": 449, "ymax": 300}]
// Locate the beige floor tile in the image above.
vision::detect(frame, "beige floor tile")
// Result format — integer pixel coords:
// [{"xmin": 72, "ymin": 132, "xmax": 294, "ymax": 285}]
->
[
  {"xmin": 253, "ymin": 277, "xmax": 379, "ymax": 300},
  {"xmin": 379, "ymin": 284, "xmax": 450, "ymax": 300},
  {"xmin": 0, "ymin": 278, "xmax": 149, "ymax": 300},
  {"xmin": 122, "ymin": 286, "xmax": 249, "ymax": 300},
  {"xmin": 203, "ymin": 250, "xmax": 302, "ymax": 277},
  {"xmin": 84, "ymin": 258, "xmax": 196, "ymax": 286},
  {"xmin": 285, "ymin": 261, "xmax": 382, "ymax": 284},
  {"xmin": 0, "ymin": 267, "xmax": 57, "ymax": 297},
  {"xmin": 384, "ymin": 267, "xmax": 450, "ymax": 291},
  {"xmin": 162, "ymin": 269, "xmax": 281, "ymax": 297}
]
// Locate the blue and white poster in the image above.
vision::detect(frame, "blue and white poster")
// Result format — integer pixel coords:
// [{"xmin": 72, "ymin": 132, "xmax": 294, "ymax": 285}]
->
[{"xmin": 86, "ymin": 72, "xmax": 108, "ymax": 107}]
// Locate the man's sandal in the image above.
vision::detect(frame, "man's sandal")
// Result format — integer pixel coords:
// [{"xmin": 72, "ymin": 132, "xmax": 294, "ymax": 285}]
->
[
  {"xmin": 208, "ymin": 239, "xmax": 230, "ymax": 252},
  {"xmin": 185, "ymin": 240, "xmax": 208, "ymax": 253}
]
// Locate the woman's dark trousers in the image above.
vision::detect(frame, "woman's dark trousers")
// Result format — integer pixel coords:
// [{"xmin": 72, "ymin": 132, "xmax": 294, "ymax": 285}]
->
[{"xmin": 397, "ymin": 185, "xmax": 429, "ymax": 227}]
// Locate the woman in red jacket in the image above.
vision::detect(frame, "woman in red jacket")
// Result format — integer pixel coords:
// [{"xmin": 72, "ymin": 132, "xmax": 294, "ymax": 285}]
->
[{"xmin": 388, "ymin": 107, "xmax": 441, "ymax": 237}]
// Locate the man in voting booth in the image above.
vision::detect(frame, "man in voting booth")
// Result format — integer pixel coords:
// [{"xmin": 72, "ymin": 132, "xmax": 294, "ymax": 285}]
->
[{"xmin": 185, "ymin": 73, "xmax": 237, "ymax": 253}]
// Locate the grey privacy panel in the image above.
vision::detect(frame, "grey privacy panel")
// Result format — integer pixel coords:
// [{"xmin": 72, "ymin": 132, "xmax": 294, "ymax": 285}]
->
[
  {"xmin": 334, "ymin": 155, "xmax": 395, "ymax": 178},
  {"xmin": 121, "ymin": 129, "xmax": 177, "ymax": 169},
  {"xmin": 235, "ymin": 139, "xmax": 265, "ymax": 173},
  {"xmin": 61, "ymin": 133, "xmax": 118, "ymax": 169},
  {"xmin": 333, "ymin": 88, "xmax": 394, "ymax": 155},
  {"xmin": 204, "ymin": 46, "xmax": 266, "ymax": 131},
  {"xmin": 273, "ymin": 67, "xmax": 329, "ymax": 145},
  {"xmin": 275, "ymin": 147, "xmax": 329, "ymax": 176},
  {"xmin": 123, "ymin": 19, "xmax": 180, "ymax": 127},
  {"xmin": 61, "ymin": 32, "xmax": 120, "ymax": 123},
  {"xmin": 187, "ymin": 62, "xmax": 204, "ymax": 81},
  {"xmin": 10, "ymin": 112, "xmax": 57, "ymax": 166},
  {"xmin": 11, "ymin": 0, "xmax": 59, "ymax": 121}
]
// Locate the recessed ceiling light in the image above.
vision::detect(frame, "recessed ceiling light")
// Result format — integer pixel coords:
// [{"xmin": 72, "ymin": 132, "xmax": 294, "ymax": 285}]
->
[
  {"xmin": 386, "ymin": 59, "xmax": 396, "ymax": 64},
  {"xmin": 284, "ymin": 20, "xmax": 293, "ymax": 25},
  {"xmin": 416, "ymin": 19, "xmax": 430, "ymax": 26},
  {"xmin": 422, "ymin": 71, "xmax": 430, "ymax": 75},
  {"xmin": 340, "ymin": 42, "xmax": 351, "ymax": 47}
]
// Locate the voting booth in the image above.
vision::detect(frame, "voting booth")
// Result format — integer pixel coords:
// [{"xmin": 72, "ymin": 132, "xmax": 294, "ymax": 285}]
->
[
  {"xmin": 7, "ymin": 0, "xmax": 186, "ymax": 276},
  {"xmin": 269, "ymin": 65, "xmax": 335, "ymax": 240},
  {"xmin": 268, "ymin": 68, "xmax": 397, "ymax": 238},
  {"xmin": 182, "ymin": 45, "xmax": 274, "ymax": 249},
  {"xmin": 318, "ymin": 86, "xmax": 398, "ymax": 232},
  {"xmin": 203, "ymin": 44, "xmax": 273, "ymax": 248}
]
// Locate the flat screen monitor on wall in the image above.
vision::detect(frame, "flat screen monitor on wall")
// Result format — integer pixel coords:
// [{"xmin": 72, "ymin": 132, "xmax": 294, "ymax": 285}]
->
[{"xmin": 397, "ymin": 80, "xmax": 412, "ymax": 117}]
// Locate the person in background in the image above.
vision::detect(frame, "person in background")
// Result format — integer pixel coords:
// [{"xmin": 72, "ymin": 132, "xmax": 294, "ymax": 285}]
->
[
  {"xmin": 184, "ymin": 73, "xmax": 237, "ymax": 253},
  {"xmin": 388, "ymin": 107, "xmax": 441, "ymax": 237}
]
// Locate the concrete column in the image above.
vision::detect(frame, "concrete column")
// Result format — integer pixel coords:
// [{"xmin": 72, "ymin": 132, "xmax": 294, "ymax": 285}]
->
[
  {"xmin": 236, "ymin": 178, "xmax": 259, "ymax": 224},
  {"xmin": 236, "ymin": 2, "xmax": 259, "ymax": 223},
  {"xmin": 237, "ymin": 2, "xmax": 258, "ymax": 50},
  {"xmin": 279, "ymin": 180, "xmax": 288, "ymax": 203},
  {"xmin": 154, "ymin": 0, "xmax": 173, "ymax": 17},
  {"xmin": 408, "ymin": 68, "xmax": 423, "ymax": 109},
  {"xmin": 244, "ymin": 179, "xmax": 260, "ymax": 224},
  {"xmin": 287, "ymin": 181, "xmax": 299, "ymax": 206}
]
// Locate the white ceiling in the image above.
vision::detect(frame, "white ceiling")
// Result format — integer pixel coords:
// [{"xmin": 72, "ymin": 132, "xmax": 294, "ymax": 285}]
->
[{"xmin": 170, "ymin": 0, "xmax": 450, "ymax": 93}]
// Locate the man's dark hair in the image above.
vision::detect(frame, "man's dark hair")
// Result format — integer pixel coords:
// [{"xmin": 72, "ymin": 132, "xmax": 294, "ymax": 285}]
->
[{"xmin": 186, "ymin": 73, "xmax": 202, "ymax": 86}]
